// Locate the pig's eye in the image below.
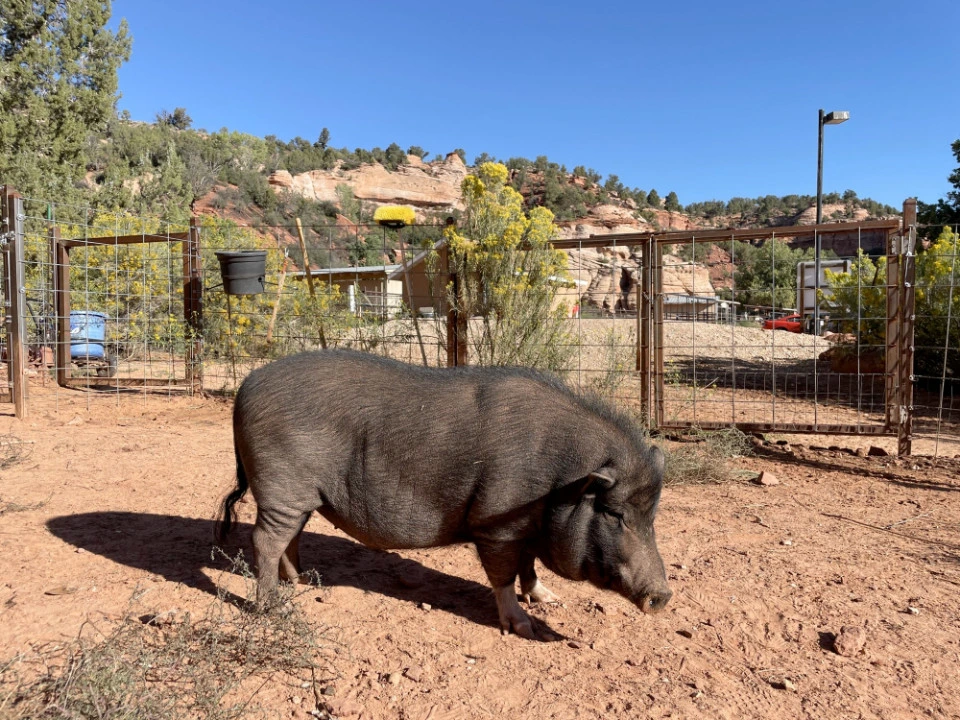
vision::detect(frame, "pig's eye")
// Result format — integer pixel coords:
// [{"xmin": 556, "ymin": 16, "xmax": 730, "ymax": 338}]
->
[{"xmin": 602, "ymin": 508, "xmax": 625, "ymax": 523}]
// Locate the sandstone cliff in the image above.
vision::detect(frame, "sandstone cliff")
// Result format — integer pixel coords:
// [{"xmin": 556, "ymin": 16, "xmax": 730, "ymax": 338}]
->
[
  {"xmin": 566, "ymin": 247, "xmax": 717, "ymax": 313},
  {"xmin": 268, "ymin": 153, "xmax": 469, "ymax": 213},
  {"xmin": 265, "ymin": 153, "xmax": 672, "ymax": 240},
  {"xmin": 197, "ymin": 156, "xmax": 897, "ymax": 313}
]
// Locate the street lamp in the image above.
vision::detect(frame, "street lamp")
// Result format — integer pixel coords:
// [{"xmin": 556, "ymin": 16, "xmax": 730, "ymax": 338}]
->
[
  {"xmin": 816, "ymin": 109, "xmax": 850, "ymax": 225},
  {"xmin": 814, "ymin": 108, "xmax": 849, "ymax": 335}
]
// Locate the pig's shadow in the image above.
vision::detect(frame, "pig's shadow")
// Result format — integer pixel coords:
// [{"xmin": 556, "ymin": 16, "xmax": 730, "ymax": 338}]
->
[{"xmin": 46, "ymin": 512, "xmax": 565, "ymax": 641}]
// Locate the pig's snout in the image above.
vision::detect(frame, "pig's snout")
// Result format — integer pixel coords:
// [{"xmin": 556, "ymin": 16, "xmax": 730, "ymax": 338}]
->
[{"xmin": 636, "ymin": 587, "xmax": 672, "ymax": 614}]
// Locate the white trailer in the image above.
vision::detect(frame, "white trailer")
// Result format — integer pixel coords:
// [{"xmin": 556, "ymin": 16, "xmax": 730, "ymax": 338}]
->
[{"xmin": 796, "ymin": 258, "xmax": 853, "ymax": 318}]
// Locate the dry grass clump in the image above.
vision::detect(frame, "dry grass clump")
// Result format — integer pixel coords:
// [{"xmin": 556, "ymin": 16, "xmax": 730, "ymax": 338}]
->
[
  {"xmin": 660, "ymin": 427, "xmax": 752, "ymax": 486},
  {"xmin": 0, "ymin": 552, "xmax": 339, "ymax": 720},
  {"xmin": 0, "ymin": 436, "xmax": 46, "ymax": 516},
  {"xmin": 0, "ymin": 495, "xmax": 49, "ymax": 516},
  {"xmin": 0, "ymin": 434, "xmax": 30, "ymax": 470}
]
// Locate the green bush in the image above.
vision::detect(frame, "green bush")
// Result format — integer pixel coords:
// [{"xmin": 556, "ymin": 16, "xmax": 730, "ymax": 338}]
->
[{"xmin": 826, "ymin": 227, "xmax": 960, "ymax": 381}]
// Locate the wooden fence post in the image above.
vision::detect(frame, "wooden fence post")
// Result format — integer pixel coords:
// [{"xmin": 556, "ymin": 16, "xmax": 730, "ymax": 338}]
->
[
  {"xmin": 442, "ymin": 241, "xmax": 467, "ymax": 367},
  {"xmin": 182, "ymin": 217, "xmax": 203, "ymax": 395}
]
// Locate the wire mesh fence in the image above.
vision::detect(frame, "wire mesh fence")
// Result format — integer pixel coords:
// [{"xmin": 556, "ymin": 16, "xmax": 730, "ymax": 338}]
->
[
  {"xmin": 911, "ymin": 222, "xmax": 960, "ymax": 456},
  {"xmin": 2, "ymin": 188, "xmax": 958, "ymax": 456},
  {"xmin": 21, "ymin": 197, "xmax": 195, "ymax": 398},
  {"xmin": 653, "ymin": 226, "xmax": 892, "ymax": 434}
]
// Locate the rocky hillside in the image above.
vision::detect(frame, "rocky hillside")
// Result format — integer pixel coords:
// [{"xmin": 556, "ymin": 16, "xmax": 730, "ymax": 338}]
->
[
  {"xmin": 236, "ymin": 153, "xmax": 894, "ymax": 244},
  {"xmin": 568, "ymin": 247, "xmax": 716, "ymax": 314},
  {"xmin": 255, "ymin": 153, "xmax": 702, "ymax": 240},
  {"xmin": 266, "ymin": 153, "xmax": 469, "ymax": 214},
  {"xmin": 190, "ymin": 152, "xmax": 894, "ymax": 314}
]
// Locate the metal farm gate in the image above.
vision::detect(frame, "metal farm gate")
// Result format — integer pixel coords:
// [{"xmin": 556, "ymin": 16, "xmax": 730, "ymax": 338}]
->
[
  {"xmin": 621, "ymin": 204, "xmax": 915, "ymax": 454},
  {"xmin": 0, "ymin": 186, "xmax": 203, "ymax": 418}
]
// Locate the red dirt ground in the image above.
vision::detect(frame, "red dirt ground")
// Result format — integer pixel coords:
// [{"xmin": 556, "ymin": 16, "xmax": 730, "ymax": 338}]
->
[{"xmin": 1, "ymin": 384, "xmax": 958, "ymax": 719}]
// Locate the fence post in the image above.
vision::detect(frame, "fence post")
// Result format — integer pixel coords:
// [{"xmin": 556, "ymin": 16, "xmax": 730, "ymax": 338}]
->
[
  {"xmin": 653, "ymin": 241, "xmax": 665, "ymax": 429},
  {"xmin": 1, "ymin": 187, "xmax": 27, "ymax": 418},
  {"xmin": 443, "ymin": 243, "xmax": 467, "ymax": 367},
  {"xmin": 898, "ymin": 199, "xmax": 917, "ymax": 456},
  {"xmin": 1, "ymin": 188, "xmax": 12, "ymax": 404},
  {"xmin": 638, "ymin": 238, "xmax": 652, "ymax": 428},
  {"xmin": 183, "ymin": 217, "xmax": 203, "ymax": 395},
  {"xmin": 52, "ymin": 227, "xmax": 72, "ymax": 387},
  {"xmin": 884, "ymin": 222, "xmax": 902, "ymax": 433},
  {"xmin": 295, "ymin": 217, "xmax": 316, "ymax": 298}
]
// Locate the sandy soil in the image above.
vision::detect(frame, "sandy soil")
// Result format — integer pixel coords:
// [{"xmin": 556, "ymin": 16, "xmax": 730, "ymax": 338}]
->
[{"xmin": 1, "ymin": 384, "xmax": 959, "ymax": 719}]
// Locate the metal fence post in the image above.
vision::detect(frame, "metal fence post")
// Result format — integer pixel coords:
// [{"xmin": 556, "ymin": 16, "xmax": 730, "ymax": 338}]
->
[
  {"xmin": 52, "ymin": 227, "xmax": 72, "ymax": 387},
  {"xmin": 898, "ymin": 199, "xmax": 917, "ymax": 456},
  {"xmin": 653, "ymin": 241, "xmax": 665, "ymax": 429},
  {"xmin": 183, "ymin": 217, "xmax": 203, "ymax": 394},
  {"xmin": 638, "ymin": 238, "xmax": 652, "ymax": 427},
  {"xmin": 885, "ymin": 224, "xmax": 902, "ymax": 433},
  {"xmin": 1, "ymin": 187, "xmax": 27, "ymax": 418}
]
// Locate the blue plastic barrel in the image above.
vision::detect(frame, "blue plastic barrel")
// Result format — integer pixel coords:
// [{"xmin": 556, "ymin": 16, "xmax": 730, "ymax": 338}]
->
[{"xmin": 69, "ymin": 311, "xmax": 107, "ymax": 360}]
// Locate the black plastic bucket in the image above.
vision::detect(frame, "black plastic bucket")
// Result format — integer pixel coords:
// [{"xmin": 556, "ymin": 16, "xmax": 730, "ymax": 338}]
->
[{"xmin": 215, "ymin": 250, "xmax": 267, "ymax": 295}]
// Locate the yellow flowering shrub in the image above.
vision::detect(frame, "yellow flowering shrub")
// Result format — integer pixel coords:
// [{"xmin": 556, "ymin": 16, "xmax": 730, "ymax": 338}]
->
[{"xmin": 443, "ymin": 162, "xmax": 574, "ymax": 370}]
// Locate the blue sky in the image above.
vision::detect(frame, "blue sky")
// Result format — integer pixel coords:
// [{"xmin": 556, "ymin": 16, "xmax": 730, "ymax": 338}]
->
[{"xmin": 112, "ymin": 0, "xmax": 959, "ymax": 209}]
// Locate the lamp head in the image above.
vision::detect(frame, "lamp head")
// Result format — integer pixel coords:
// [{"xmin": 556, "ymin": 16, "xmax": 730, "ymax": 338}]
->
[{"xmin": 823, "ymin": 110, "xmax": 850, "ymax": 125}]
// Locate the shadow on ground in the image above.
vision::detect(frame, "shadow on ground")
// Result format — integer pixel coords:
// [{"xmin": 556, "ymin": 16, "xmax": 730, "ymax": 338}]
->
[
  {"xmin": 752, "ymin": 444, "xmax": 960, "ymax": 492},
  {"xmin": 45, "ymin": 512, "xmax": 564, "ymax": 638}
]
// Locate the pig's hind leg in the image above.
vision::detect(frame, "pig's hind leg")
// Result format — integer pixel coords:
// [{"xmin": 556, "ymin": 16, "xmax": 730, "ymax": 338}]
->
[
  {"xmin": 278, "ymin": 512, "xmax": 311, "ymax": 583},
  {"xmin": 252, "ymin": 506, "xmax": 311, "ymax": 608}
]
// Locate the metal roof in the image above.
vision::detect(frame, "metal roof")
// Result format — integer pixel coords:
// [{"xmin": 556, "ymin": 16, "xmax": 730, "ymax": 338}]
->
[{"xmin": 289, "ymin": 265, "xmax": 400, "ymax": 278}]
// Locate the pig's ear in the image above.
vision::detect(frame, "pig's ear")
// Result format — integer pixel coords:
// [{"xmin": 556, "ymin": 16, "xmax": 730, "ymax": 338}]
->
[
  {"xmin": 586, "ymin": 469, "xmax": 617, "ymax": 492},
  {"xmin": 650, "ymin": 446, "xmax": 665, "ymax": 479}
]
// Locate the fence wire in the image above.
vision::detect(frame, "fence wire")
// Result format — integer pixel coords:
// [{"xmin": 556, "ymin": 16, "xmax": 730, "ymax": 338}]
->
[
  {"xmin": 16, "ymin": 198, "xmax": 195, "ymax": 412},
  {"xmin": 657, "ymin": 229, "xmax": 889, "ymax": 433},
  {"xmin": 4, "ymin": 194, "xmax": 959, "ymax": 456},
  {"xmin": 913, "ymin": 222, "xmax": 960, "ymax": 455}
]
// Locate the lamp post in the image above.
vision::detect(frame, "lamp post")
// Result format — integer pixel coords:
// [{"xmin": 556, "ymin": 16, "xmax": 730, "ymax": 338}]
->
[
  {"xmin": 814, "ymin": 108, "xmax": 849, "ymax": 334},
  {"xmin": 816, "ymin": 109, "xmax": 850, "ymax": 225}
]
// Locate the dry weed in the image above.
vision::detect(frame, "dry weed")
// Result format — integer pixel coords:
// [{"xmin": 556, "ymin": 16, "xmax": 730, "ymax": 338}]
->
[
  {"xmin": 0, "ymin": 551, "xmax": 340, "ymax": 719},
  {"xmin": 0, "ymin": 434, "xmax": 30, "ymax": 470},
  {"xmin": 661, "ymin": 427, "xmax": 752, "ymax": 486}
]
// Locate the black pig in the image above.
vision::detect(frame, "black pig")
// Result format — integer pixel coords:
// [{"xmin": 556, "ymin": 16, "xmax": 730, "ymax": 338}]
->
[{"xmin": 219, "ymin": 350, "xmax": 671, "ymax": 638}]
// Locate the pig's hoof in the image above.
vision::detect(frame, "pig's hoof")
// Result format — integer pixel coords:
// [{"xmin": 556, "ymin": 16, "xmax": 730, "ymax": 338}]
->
[
  {"xmin": 494, "ymin": 584, "xmax": 538, "ymax": 639},
  {"xmin": 522, "ymin": 580, "xmax": 560, "ymax": 605},
  {"xmin": 501, "ymin": 613, "xmax": 537, "ymax": 640},
  {"xmin": 279, "ymin": 574, "xmax": 310, "ymax": 586}
]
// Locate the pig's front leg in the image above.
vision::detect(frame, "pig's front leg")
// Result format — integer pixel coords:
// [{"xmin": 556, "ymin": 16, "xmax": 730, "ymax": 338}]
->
[
  {"xmin": 475, "ymin": 539, "xmax": 536, "ymax": 639},
  {"xmin": 519, "ymin": 549, "xmax": 560, "ymax": 605}
]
